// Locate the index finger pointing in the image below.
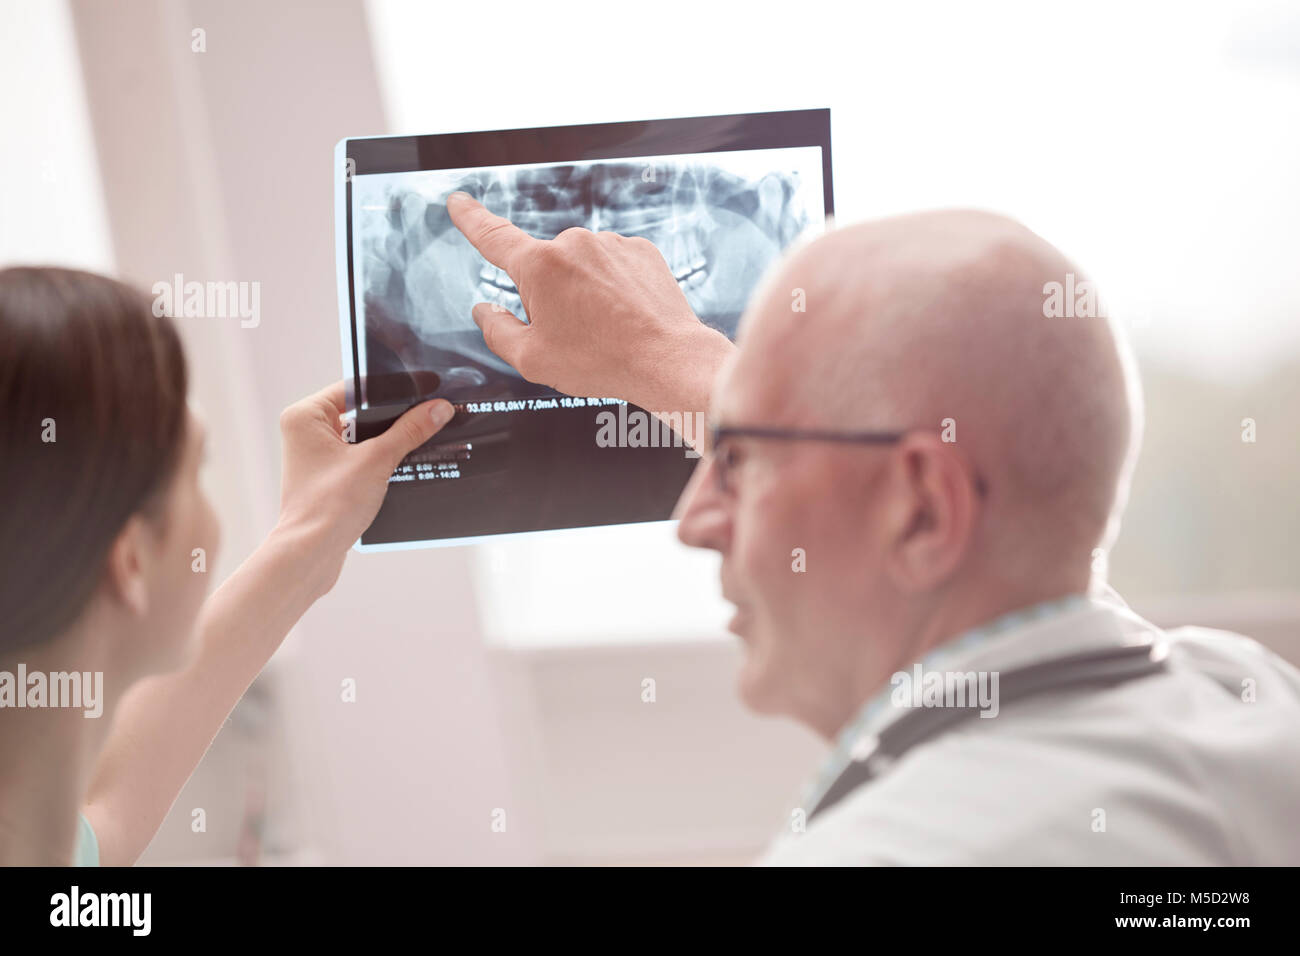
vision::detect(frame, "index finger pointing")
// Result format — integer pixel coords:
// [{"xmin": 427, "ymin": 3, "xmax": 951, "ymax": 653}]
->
[{"xmin": 445, "ymin": 191, "xmax": 540, "ymax": 275}]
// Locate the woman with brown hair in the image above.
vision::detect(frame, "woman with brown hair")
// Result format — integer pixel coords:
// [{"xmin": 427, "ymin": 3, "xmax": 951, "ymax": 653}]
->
[{"xmin": 0, "ymin": 266, "xmax": 454, "ymax": 865}]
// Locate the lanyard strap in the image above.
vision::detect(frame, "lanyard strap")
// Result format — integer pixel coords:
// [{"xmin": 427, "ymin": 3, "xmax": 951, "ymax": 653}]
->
[{"xmin": 807, "ymin": 639, "xmax": 1171, "ymax": 822}]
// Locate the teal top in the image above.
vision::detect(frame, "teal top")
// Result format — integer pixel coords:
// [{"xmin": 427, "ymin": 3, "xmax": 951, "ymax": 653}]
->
[{"xmin": 72, "ymin": 813, "xmax": 99, "ymax": 866}]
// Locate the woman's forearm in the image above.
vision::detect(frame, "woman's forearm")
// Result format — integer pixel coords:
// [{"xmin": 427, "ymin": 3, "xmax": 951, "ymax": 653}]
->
[{"xmin": 83, "ymin": 519, "xmax": 333, "ymax": 865}]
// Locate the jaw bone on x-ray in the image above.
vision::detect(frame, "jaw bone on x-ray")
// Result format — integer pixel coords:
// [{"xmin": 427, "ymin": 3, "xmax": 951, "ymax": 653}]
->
[{"xmin": 354, "ymin": 151, "xmax": 816, "ymax": 407}]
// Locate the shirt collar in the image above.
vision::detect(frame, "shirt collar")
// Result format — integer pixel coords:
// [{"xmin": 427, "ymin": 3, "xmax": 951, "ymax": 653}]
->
[{"xmin": 800, "ymin": 592, "xmax": 1093, "ymax": 813}]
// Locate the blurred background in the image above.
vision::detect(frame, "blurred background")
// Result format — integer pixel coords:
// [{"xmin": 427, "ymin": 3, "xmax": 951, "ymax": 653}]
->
[{"xmin": 1, "ymin": 0, "xmax": 1297, "ymax": 865}]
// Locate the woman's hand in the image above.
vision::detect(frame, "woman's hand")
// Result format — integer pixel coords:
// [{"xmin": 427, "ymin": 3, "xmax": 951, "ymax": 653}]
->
[
  {"xmin": 275, "ymin": 381, "xmax": 454, "ymax": 596},
  {"xmin": 83, "ymin": 380, "xmax": 450, "ymax": 865}
]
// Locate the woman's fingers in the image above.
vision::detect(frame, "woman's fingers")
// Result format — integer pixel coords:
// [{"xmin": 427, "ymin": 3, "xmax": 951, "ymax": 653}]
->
[
  {"xmin": 307, "ymin": 379, "xmax": 349, "ymax": 416},
  {"xmin": 366, "ymin": 399, "xmax": 455, "ymax": 473}
]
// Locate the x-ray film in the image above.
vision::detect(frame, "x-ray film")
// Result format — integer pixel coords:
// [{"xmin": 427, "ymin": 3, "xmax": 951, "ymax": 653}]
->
[{"xmin": 335, "ymin": 109, "xmax": 833, "ymax": 550}]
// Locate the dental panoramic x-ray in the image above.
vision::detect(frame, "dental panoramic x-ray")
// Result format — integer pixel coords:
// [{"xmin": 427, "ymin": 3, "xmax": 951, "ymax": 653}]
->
[{"xmin": 335, "ymin": 109, "xmax": 833, "ymax": 549}]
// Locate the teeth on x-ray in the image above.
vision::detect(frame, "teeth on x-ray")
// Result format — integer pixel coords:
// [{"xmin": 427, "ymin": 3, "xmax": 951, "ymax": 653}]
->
[{"xmin": 355, "ymin": 157, "xmax": 811, "ymax": 403}]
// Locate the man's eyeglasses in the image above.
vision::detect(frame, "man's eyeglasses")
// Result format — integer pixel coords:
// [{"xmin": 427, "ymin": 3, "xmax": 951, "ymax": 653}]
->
[{"xmin": 708, "ymin": 424, "xmax": 990, "ymax": 498}]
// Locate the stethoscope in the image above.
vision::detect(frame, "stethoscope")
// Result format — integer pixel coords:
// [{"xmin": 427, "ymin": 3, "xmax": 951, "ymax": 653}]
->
[{"xmin": 807, "ymin": 634, "xmax": 1171, "ymax": 822}]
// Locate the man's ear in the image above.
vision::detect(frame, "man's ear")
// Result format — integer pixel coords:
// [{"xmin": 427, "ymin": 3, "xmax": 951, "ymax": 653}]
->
[
  {"xmin": 103, "ymin": 515, "xmax": 151, "ymax": 617},
  {"xmin": 881, "ymin": 433, "xmax": 979, "ymax": 594}
]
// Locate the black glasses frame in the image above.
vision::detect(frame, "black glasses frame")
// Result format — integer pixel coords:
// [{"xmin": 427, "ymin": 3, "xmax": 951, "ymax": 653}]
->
[{"xmin": 708, "ymin": 424, "xmax": 989, "ymax": 498}]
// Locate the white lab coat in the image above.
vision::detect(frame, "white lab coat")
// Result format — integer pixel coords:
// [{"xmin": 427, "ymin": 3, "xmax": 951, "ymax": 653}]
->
[{"xmin": 759, "ymin": 595, "xmax": 1300, "ymax": 865}]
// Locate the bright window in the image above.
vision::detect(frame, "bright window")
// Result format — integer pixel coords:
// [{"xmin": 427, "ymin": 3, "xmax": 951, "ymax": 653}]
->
[
  {"xmin": 0, "ymin": 0, "xmax": 113, "ymax": 271},
  {"xmin": 366, "ymin": 0, "xmax": 1300, "ymax": 642}
]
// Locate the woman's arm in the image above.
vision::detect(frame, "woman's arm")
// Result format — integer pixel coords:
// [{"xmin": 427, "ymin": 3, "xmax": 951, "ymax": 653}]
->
[{"xmin": 83, "ymin": 382, "xmax": 453, "ymax": 866}]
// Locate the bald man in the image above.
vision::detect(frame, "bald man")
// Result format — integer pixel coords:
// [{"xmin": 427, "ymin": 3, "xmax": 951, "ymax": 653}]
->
[{"xmin": 445, "ymin": 191, "xmax": 1300, "ymax": 865}]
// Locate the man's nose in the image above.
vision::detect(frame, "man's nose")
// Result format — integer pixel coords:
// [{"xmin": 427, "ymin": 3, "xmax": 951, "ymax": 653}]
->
[{"xmin": 674, "ymin": 456, "xmax": 729, "ymax": 552}]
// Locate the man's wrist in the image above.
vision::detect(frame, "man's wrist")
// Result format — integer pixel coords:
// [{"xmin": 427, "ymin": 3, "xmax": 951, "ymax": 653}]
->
[{"xmin": 632, "ymin": 322, "xmax": 734, "ymax": 417}]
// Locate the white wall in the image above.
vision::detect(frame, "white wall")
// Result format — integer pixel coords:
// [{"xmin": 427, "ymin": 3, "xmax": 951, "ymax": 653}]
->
[{"xmin": 63, "ymin": 0, "xmax": 538, "ymax": 865}]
